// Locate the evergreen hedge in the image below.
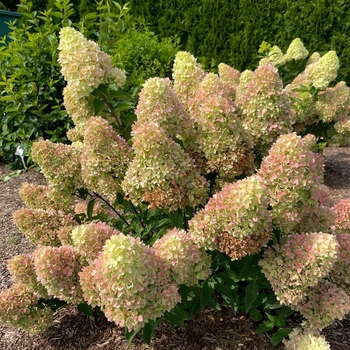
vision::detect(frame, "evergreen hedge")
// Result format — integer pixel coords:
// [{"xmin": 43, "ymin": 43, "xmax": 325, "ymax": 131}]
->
[{"xmin": 129, "ymin": 0, "xmax": 350, "ymax": 84}]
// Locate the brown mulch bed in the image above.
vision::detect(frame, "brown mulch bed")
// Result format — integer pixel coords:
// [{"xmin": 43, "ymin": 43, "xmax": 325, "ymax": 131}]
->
[{"xmin": 1, "ymin": 146, "xmax": 350, "ymax": 349}]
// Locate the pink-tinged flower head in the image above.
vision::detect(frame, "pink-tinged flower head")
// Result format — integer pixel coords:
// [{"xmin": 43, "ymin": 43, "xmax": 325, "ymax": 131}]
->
[
  {"xmin": 34, "ymin": 246, "xmax": 84, "ymax": 303},
  {"xmin": 315, "ymin": 81, "xmax": 350, "ymax": 123},
  {"xmin": 0, "ymin": 283, "xmax": 54, "ymax": 333},
  {"xmin": 332, "ymin": 198, "xmax": 350, "ymax": 234},
  {"xmin": 80, "ymin": 234, "xmax": 180, "ymax": 331},
  {"xmin": 258, "ymin": 133, "xmax": 332, "ymax": 234},
  {"xmin": 284, "ymin": 327, "xmax": 330, "ymax": 350},
  {"xmin": 71, "ymin": 222, "xmax": 121, "ymax": 263},
  {"xmin": 81, "ymin": 116, "xmax": 133, "ymax": 202},
  {"xmin": 13, "ymin": 207, "xmax": 75, "ymax": 246},
  {"xmin": 7, "ymin": 254, "xmax": 48, "ymax": 297},
  {"xmin": 58, "ymin": 27, "xmax": 125, "ymax": 99},
  {"xmin": 329, "ymin": 233, "xmax": 350, "ymax": 293},
  {"xmin": 122, "ymin": 121, "xmax": 208, "ymax": 211},
  {"xmin": 236, "ymin": 63, "xmax": 295, "ymax": 154},
  {"xmin": 172, "ymin": 51, "xmax": 207, "ymax": 108},
  {"xmin": 259, "ymin": 232, "xmax": 338, "ymax": 307},
  {"xmin": 187, "ymin": 72, "xmax": 255, "ymax": 181},
  {"xmin": 218, "ymin": 63, "xmax": 240, "ymax": 99},
  {"xmin": 19, "ymin": 182, "xmax": 73, "ymax": 212},
  {"xmin": 331, "ymin": 116, "xmax": 350, "ymax": 146},
  {"xmin": 153, "ymin": 228, "xmax": 212, "ymax": 286},
  {"xmin": 189, "ymin": 175, "xmax": 272, "ymax": 260},
  {"xmin": 295, "ymin": 280, "xmax": 350, "ymax": 330},
  {"xmin": 135, "ymin": 77, "xmax": 196, "ymax": 146},
  {"xmin": 31, "ymin": 139, "xmax": 82, "ymax": 202}
]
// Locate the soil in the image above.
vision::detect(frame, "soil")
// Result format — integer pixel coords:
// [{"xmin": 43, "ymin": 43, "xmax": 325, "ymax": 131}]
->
[{"xmin": 0, "ymin": 146, "xmax": 350, "ymax": 350}]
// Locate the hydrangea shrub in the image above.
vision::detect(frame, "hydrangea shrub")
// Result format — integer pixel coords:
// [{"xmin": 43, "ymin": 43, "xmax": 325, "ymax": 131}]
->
[{"xmin": 2, "ymin": 30, "xmax": 350, "ymax": 348}]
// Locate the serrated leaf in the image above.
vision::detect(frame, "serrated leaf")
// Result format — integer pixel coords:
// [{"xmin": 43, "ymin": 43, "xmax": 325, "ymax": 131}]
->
[
  {"xmin": 87, "ymin": 198, "xmax": 95, "ymax": 219},
  {"xmin": 93, "ymin": 97, "xmax": 105, "ymax": 115},
  {"xmin": 78, "ymin": 302, "xmax": 94, "ymax": 316},
  {"xmin": 142, "ymin": 318, "xmax": 161, "ymax": 345}
]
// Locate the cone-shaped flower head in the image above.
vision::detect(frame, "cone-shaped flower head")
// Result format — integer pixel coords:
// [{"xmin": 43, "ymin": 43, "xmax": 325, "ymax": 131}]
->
[
  {"xmin": 259, "ymin": 232, "xmax": 338, "ymax": 307},
  {"xmin": 284, "ymin": 328, "xmax": 330, "ymax": 350},
  {"xmin": 71, "ymin": 222, "xmax": 121, "ymax": 263},
  {"xmin": 0, "ymin": 283, "xmax": 54, "ymax": 333},
  {"xmin": 135, "ymin": 77, "xmax": 196, "ymax": 146},
  {"xmin": 236, "ymin": 63, "xmax": 295, "ymax": 154},
  {"xmin": 81, "ymin": 116, "xmax": 133, "ymax": 202},
  {"xmin": 172, "ymin": 51, "xmax": 206, "ymax": 108},
  {"xmin": 13, "ymin": 207, "xmax": 75, "ymax": 246},
  {"xmin": 152, "ymin": 228, "xmax": 212, "ymax": 286},
  {"xmin": 189, "ymin": 175, "xmax": 272, "ymax": 260},
  {"xmin": 58, "ymin": 27, "xmax": 125, "ymax": 99},
  {"xmin": 295, "ymin": 280, "xmax": 350, "ymax": 330},
  {"xmin": 284, "ymin": 38, "xmax": 309, "ymax": 61},
  {"xmin": 122, "ymin": 121, "xmax": 208, "ymax": 211},
  {"xmin": 80, "ymin": 234, "xmax": 180, "ymax": 331},
  {"xmin": 34, "ymin": 246, "xmax": 84, "ymax": 303},
  {"xmin": 187, "ymin": 72, "xmax": 255, "ymax": 181},
  {"xmin": 258, "ymin": 133, "xmax": 332, "ymax": 234},
  {"xmin": 315, "ymin": 81, "xmax": 350, "ymax": 123}
]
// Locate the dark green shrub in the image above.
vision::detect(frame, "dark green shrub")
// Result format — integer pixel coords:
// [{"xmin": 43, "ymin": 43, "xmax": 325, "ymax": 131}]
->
[
  {"xmin": 111, "ymin": 27, "xmax": 180, "ymax": 94},
  {"xmin": 0, "ymin": 0, "xmax": 74, "ymax": 167}
]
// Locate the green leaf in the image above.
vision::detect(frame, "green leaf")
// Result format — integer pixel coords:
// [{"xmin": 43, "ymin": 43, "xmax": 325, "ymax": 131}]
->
[
  {"xmin": 189, "ymin": 296, "xmax": 201, "ymax": 317},
  {"xmin": 125, "ymin": 327, "xmax": 141, "ymax": 344},
  {"xmin": 249, "ymin": 309, "xmax": 263, "ymax": 322},
  {"xmin": 87, "ymin": 198, "xmax": 96, "ymax": 220},
  {"xmin": 245, "ymin": 281, "xmax": 259, "ymax": 312},
  {"xmin": 265, "ymin": 313, "xmax": 286, "ymax": 328},
  {"xmin": 163, "ymin": 305, "xmax": 189, "ymax": 328},
  {"xmin": 239, "ymin": 265, "xmax": 262, "ymax": 280},
  {"xmin": 200, "ymin": 280, "xmax": 215, "ymax": 310},
  {"xmin": 93, "ymin": 97, "xmax": 105, "ymax": 115},
  {"xmin": 270, "ymin": 328, "xmax": 292, "ymax": 346},
  {"xmin": 255, "ymin": 320, "xmax": 275, "ymax": 334},
  {"xmin": 168, "ymin": 211, "xmax": 184, "ymax": 229},
  {"xmin": 277, "ymin": 306, "xmax": 294, "ymax": 318},
  {"xmin": 142, "ymin": 318, "xmax": 161, "ymax": 345},
  {"xmin": 78, "ymin": 302, "xmax": 94, "ymax": 317}
]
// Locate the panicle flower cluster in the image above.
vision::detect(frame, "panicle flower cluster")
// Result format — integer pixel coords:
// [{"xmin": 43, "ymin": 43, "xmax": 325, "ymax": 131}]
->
[
  {"xmin": 122, "ymin": 121, "xmax": 208, "ymax": 211},
  {"xmin": 34, "ymin": 246, "xmax": 83, "ymax": 303},
  {"xmin": 80, "ymin": 234, "xmax": 180, "ymax": 331},
  {"xmin": 259, "ymin": 232, "xmax": 338, "ymax": 306},
  {"xmin": 331, "ymin": 117, "xmax": 350, "ymax": 146},
  {"xmin": 19, "ymin": 182, "xmax": 73, "ymax": 212},
  {"xmin": 188, "ymin": 73, "xmax": 255, "ymax": 181},
  {"xmin": 81, "ymin": 116, "xmax": 133, "ymax": 201},
  {"xmin": 315, "ymin": 81, "xmax": 350, "ymax": 123},
  {"xmin": 152, "ymin": 228, "xmax": 212, "ymax": 286},
  {"xmin": 329, "ymin": 234, "xmax": 350, "ymax": 293},
  {"xmin": 304, "ymin": 51, "xmax": 339, "ymax": 90},
  {"xmin": 71, "ymin": 222, "xmax": 120, "ymax": 263},
  {"xmin": 284, "ymin": 327, "xmax": 330, "ymax": 350},
  {"xmin": 63, "ymin": 88, "xmax": 95, "ymax": 137},
  {"xmin": 189, "ymin": 175, "xmax": 272, "ymax": 260},
  {"xmin": 13, "ymin": 207, "xmax": 75, "ymax": 246},
  {"xmin": 135, "ymin": 77, "xmax": 196, "ymax": 146},
  {"xmin": 58, "ymin": 27, "xmax": 125, "ymax": 100},
  {"xmin": 7, "ymin": 254, "xmax": 47, "ymax": 297},
  {"xmin": 258, "ymin": 133, "xmax": 331, "ymax": 234},
  {"xmin": 31, "ymin": 139, "xmax": 82, "ymax": 205},
  {"xmin": 284, "ymin": 38, "xmax": 309, "ymax": 62},
  {"xmin": 295, "ymin": 280, "xmax": 350, "ymax": 330},
  {"xmin": 0, "ymin": 283, "xmax": 54, "ymax": 333},
  {"xmin": 172, "ymin": 51, "xmax": 207, "ymax": 108},
  {"xmin": 218, "ymin": 63, "xmax": 240, "ymax": 99},
  {"xmin": 331, "ymin": 198, "xmax": 350, "ymax": 233},
  {"xmin": 261, "ymin": 45, "xmax": 286, "ymax": 66},
  {"xmin": 236, "ymin": 63, "xmax": 295, "ymax": 154}
]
